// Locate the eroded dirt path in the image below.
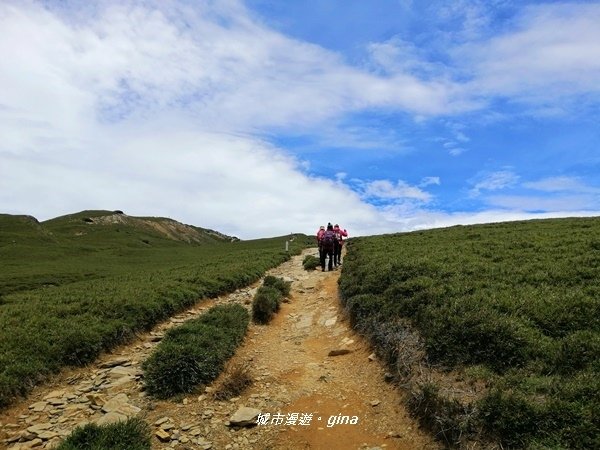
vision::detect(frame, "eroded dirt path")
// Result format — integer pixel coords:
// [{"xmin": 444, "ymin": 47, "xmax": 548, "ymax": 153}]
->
[{"xmin": 1, "ymin": 250, "xmax": 438, "ymax": 450}]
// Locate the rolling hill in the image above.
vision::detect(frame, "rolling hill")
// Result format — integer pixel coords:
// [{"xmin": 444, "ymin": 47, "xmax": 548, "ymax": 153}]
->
[
  {"xmin": 0, "ymin": 210, "xmax": 311, "ymax": 408},
  {"xmin": 340, "ymin": 216, "xmax": 600, "ymax": 449},
  {"xmin": 1, "ymin": 210, "xmax": 237, "ymax": 248}
]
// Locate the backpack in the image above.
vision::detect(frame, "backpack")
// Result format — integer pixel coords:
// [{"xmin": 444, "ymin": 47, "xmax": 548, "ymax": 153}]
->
[{"xmin": 322, "ymin": 230, "xmax": 335, "ymax": 250}]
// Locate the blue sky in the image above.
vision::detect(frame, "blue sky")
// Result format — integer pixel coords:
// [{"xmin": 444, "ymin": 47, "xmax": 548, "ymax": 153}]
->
[{"xmin": 1, "ymin": 0, "xmax": 599, "ymax": 238}]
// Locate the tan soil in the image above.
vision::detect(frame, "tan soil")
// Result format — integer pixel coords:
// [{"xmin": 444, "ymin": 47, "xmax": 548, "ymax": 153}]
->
[{"xmin": 0, "ymin": 249, "xmax": 440, "ymax": 450}]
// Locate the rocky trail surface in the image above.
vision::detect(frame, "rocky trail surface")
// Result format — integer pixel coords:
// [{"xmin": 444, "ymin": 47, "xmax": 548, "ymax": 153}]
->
[{"xmin": 1, "ymin": 250, "xmax": 439, "ymax": 450}]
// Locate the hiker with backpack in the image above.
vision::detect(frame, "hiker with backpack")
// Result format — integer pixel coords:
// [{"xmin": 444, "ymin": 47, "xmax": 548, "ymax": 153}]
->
[
  {"xmin": 333, "ymin": 224, "xmax": 348, "ymax": 266},
  {"xmin": 316, "ymin": 225, "xmax": 325, "ymax": 261},
  {"xmin": 320, "ymin": 223, "xmax": 336, "ymax": 271}
]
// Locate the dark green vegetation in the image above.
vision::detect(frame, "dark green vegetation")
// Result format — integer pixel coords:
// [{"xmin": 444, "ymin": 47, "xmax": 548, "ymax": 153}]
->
[
  {"xmin": 252, "ymin": 276, "xmax": 291, "ymax": 324},
  {"xmin": 56, "ymin": 417, "xmax": 150, "ymax": 450},
  {"xmin": 0, "ymin": 211, "xmax": 311, "ymax": 408},
  {"xmin": 262, "ymin": 275, "xmax": 292, "ymax": 297},
  {"xmin": 142, "ymin": 304, "xmax": 249, "ymax": 398},
  {"xmin": 340, "ymin": 217, "xmax": 600, "ymax": 449},
  {"xmin": 302, "ymin": 254, "xmax": 320, "ymax": 270}
]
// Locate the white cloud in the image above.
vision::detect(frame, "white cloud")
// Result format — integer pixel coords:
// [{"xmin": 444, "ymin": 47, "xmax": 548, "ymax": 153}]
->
[
  {"xmin": 462, "ymin": 3, "xmax": 600, "ymax": 103},
  {"xmin": 420, "ymin": 176, "xmax": 441, "ymax": 187},
  {"xmin": 0, "ymin": 0, "xmax": 461, "ymax": 239},
  {"xmin": 0, "ymin": 124, "xmax": 389, "ymax": 239},
  {"xmin": 449, "ymin": 148, "xmax": 466, "ymax": 156},
  {"xmin": 361, "ymin": 179, "xmax": 432, "ymax": 202},
  {"xmin": 367, "ymin": 37, "xmax": 450, "ymax": 80},
  {"xmin": 469, "ymin": 170, "xmax": 519, "ymax": 197},
  {"xmin": 524, "ymin": 176, "xmax": 600, "ymax": 194},
  {"xmin": 367, "ymin": 3, "xmax": 600, "ymax": 114},
  {"xmin": 455, "ymin": 131, "xmax": 470, "ymax": 143},
  {"xmin": 378, "ymin": 208, "xmax": 600, "ymax": 233},
  {"xmin": 487, "ymin": 194, "xmax": 600, "ymax": 212}
]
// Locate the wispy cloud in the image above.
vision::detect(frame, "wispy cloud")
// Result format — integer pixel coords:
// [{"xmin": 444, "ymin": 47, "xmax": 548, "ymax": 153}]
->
[
  {"xmin": 420, "ymin": 177, "xmax": 441, "ymax": 187},
  {"xmin": 524, "ymin": 176, "xmax": 600, "ymax": 194},
  {"xmin": 461, "ymin": 3, "xmax": 600, "ymax": 106},
  {"xmin": 469, "ymin": 170, "xmax": 520, "ymax": 197},
  {"xmin": 487, "ymin": 195, "xmax": 600, "ymax": 212},
  {"xmin": 360, "ymin": 179, "xmax": 433, "ymax": 202}
]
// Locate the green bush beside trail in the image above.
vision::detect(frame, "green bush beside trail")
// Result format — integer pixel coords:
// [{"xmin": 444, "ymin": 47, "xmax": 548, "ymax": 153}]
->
[
  {"xmin": 262, "ymin": 275, "xmax": 291, "ymax": 297},
  {"xmin": 142, "ymin": 304, "xmax": 249, "ymax": 398},
  {"xmin": 252, "ymin": 276, "xmax": 291, "ymax": 324},
  {"xmin": 339, "ymin": 217, "xmax": 600, "ymax": 449},
  {"xmin": 56, "ymin": 417, "xmax": 150, "ymax": 450},
  {"xmin": 302, "ymin": 254, "xmax": 320, "ymax": 270}
]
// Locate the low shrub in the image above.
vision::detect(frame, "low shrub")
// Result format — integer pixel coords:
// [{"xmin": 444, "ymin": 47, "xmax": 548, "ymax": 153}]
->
[
  {"xmin": 422, "ymin": 305, "xmax": 546, "ymax": 371},
  {"xmin": 252, "ymin": 286, "xmax": 281, "ymax": 324},
  {"xmin": 555, "ymin": 330, "xmax": 600, "ymax": 374},
  {"xmin": 56, "ymin": 417, "xmax": 150, "ymax": 450},
  {"xmin": 142, "ymin": 304, "xmax": 249, "ymax": 398},
  {"xmin": 345, "ymin": 294, "xmax": 379, "ymax": 328},
  {"xmin": 302, "ymin": 255, "xmax": 320, "ymax": 271},
  {"xmin": 479, "ymin": 377, "xmax": 600, "ymax": 449},
  {"xmin": 213, "ymin": 363, "xmax": 253, "ymax": 401},
  {"xmin": 263, "ymin": 275, "xmax": 291, "ymax": 297},
  {"xmin": 408, "ymin": 383, "xmax": 477, "ymax": 447},
  {"xmin": 252, "ymin": 276, "xmax": 291, "ymax": 324}
]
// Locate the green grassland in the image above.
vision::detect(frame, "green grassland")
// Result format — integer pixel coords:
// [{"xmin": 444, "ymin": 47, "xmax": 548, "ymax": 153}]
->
[
  {"xmin": 340, "ymin": 217, "xmax": 600, "ymax": 449},
  {"xmin": 0, "ymin": 211, "xmax": 311, "ymax": 408}
]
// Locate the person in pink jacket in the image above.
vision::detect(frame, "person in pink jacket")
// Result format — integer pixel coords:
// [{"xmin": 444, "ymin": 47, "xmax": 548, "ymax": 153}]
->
[
  {"xmin": 333, "ymin": 224, "xmax": 348, "ymax": 266},
  {"xmin": 316, "ymin": 225, "xmax": 325, "ymax": 261}
]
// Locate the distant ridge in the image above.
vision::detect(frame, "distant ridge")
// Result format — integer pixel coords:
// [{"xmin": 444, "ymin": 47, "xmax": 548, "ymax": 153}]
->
[
  {"xmin": 1, "ymin": 210, "xmax": 238, "ymax": 246},
  {"xmin": 0, "ymin": 213, "xmax": 56, "ymax": 244}
]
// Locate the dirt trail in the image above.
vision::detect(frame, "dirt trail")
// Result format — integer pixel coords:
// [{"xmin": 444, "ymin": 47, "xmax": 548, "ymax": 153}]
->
[{"xmin": 1, "ymin": 250, "xmax": 439, "ymax": 450}]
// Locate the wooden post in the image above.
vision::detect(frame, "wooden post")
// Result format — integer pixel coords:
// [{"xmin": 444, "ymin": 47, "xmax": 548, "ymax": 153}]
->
[{"xmin": 285, "ymin": 240, "xmax": 289, "ymax": 252}]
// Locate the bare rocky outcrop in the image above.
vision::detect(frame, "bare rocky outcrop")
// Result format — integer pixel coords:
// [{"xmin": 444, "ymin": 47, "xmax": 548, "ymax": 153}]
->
[{"xmin": 86, "ymin": 213, "xmax": 237, "ymax": 243}]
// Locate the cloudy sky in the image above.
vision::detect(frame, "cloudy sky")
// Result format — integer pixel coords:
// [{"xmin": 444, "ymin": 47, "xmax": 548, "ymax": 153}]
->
[{"xmin": 1, "ymin": 0, "xmax": 599, "ymax": 239}]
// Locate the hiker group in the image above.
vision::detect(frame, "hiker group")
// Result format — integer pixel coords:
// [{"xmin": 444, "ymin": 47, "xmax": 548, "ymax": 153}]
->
[{"xmin": 317, "ymin": 223, "xmax": 348, "ymax": 271}]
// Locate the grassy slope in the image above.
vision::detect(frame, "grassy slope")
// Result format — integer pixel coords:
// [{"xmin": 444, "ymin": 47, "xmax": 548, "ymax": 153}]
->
[
  {"xmin": 0, "ymin": 211, "xmax": 311, "ymax": 408},
  {"xmin": 340, "ymin": 217, "xmax": 600, "ymax": 449}
]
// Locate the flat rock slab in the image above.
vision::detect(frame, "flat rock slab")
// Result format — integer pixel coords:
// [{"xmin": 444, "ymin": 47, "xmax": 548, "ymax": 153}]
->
[
  {"xmin": 324, "ymin": 317, "xmax": 337, "ymax": 327},
  {"xmin": 37, "ymin": 430, "xmax": 58, "ymax": 441},
  {"xmin": 99, "ymin": 357, "xmax": 131, "ymax": 368},
  {"xmin": 101, "ymin": 393, "xmax": 141, "ymax": 416},
  {"xmin": 295, "ymin": 312, "xmax": 314, "ymax": 330},
  {"xmin": 153, "ymin": 416, "xmax": 170, "ymax": 426},
  {"xmin": 43, "ymin": 390, "xmax": 65, "ymax": 400},
  {"xmin": 46, "ymin": 398, "xmax": 66, "ymax": 406},
  {"xmin": 29, "ymin": 401, "xmax": 48, "ymax": 412},
  {"xmin": 86, "ymin": 393, "xmax": 107, "ymax": 406},
  {"xmin": 300, "ymin": 279, "xmax": 317, "ymax": 290},
  {"xmin": 27, "ymin": 423, "xmax": 54, "ymax": 435},
  {"xmin": 96, "ymin": 412, "xmax": 128, "ymax": 426},
  {"xmin": 229, "ymin": 406, "xmax": 261, "ymax": 427},
  {"xmin": 107, "ymin": 366, "xmax": 139, "ymax": 379},
  {"xmin": 155, "ymin": 429, "xmax": 171, "ymax": 442}
]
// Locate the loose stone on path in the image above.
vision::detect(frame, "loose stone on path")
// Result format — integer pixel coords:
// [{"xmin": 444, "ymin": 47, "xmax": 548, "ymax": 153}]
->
[{"xmin": 228, "ymin": 406, "xmax": 261, "ymax": 427}]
